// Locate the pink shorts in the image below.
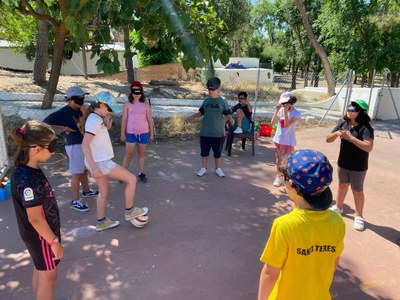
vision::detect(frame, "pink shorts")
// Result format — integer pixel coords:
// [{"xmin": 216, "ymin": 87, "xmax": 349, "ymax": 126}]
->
[{"xmin": 274, "ymin": 142, "xmax": 294, "ymax": 154}]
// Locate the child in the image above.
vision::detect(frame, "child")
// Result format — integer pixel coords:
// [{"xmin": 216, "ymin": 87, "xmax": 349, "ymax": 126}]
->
[
  {"xmin": 11, "ymin": 120, "xmax": 64, "ymax": 299},
  {"xmin": 120, "ymin": 81, "xmax": 154, "ymax": 183},
  {"xmin": 188, "ymin": 77, "xmax": 234, "ymax": 178},
  {"xmin": 81, "ymin": 91, "xmax": 148, "ymax": 231},
  {"xmin": 44, "ymin": 86, "xmax": 98, "ymax": 212},
  {"xmin": 270, "ymin": 92, "xmax": 302, "ymax": 187},
  {"xmin": 258, "ymin": 149, "xmax": 345, "ymax": 300},
  {"xmin": 326, "ymin": 99, "xmax": 374, "ymax": 231},
  {"xmin": 232, "ymin": 91, "xmax": 253, "ymax": 134}
]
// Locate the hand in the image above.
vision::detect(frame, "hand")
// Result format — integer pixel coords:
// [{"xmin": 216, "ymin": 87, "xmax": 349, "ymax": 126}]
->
[
  {"xmin": 63, "ymin": 127, "xmax": 76, "ymax": 135},
  {"xmin": 149, "ymin": 134, "xmax": 154, "ymax": 142},
  {"xmin": 90, "ymin": 166, "xmax": 104, "ymax": 178},
  {"xmin": 340, "ymin": 130, "xmax": 352, "ymax": 141},
  {"xmin": 283, "ymin": 103, "xmax": 290, "ymax": 113},
  {"xmin": 275, "ymin": 104, "xmax": 281, "ymax": 111},
  {"xmin": 51, "ymin": 243, "xmax": 64, "ymax": 260},
  {"xmin": 120, "ymin": 135, "xmax": 126, "ymax": 142}
]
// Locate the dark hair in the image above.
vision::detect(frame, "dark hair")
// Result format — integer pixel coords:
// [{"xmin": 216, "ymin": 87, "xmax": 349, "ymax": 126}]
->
[
  {"xmin": 279, "ymin": 154, "xmax": 332, "ymax": 211},
  {"xmin": 207, "ymin": 77, "xmax": 221, "ymax": 90},
  {"xmin": 238, "ymin": 91, "xmax": 247, "ymax": 98},
  {"xmin": 11, "ymin": 120, "xmax": 55, "ymax": 167},
  {"xmin": 345, "ymin": 108, "xmax": 371, "ymax": 124},
  {"xmin": 128, "ymin": 83, "xmax": 146, "ymax": 103},
  {"xmin": 289, "ymin": 95, "xmax": 297, "ymax": 105}
]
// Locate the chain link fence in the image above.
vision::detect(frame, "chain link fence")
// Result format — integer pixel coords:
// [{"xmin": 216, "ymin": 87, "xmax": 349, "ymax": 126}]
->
[{"xmin": 2, "ymin": 66, "xmax": 398, "ymax": 173}]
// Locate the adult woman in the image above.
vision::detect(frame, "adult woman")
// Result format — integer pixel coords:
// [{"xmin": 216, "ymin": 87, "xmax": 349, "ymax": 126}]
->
[
  {"xmin": 121, "ymin": 81, "xmax": 154, "ymax": 183},
  {"xmin": 326, "ymin": 99, "xmax": 374, "ymax": 231}
]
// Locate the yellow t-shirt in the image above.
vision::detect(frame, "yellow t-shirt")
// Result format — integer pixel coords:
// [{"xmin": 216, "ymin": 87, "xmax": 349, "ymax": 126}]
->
[{"xmin": 260, "ymin": 208, "xmax": 345, "ymax": 300}]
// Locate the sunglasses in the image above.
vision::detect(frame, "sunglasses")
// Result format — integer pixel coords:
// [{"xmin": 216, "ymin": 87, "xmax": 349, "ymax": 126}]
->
[
  {"xmin": 238, "ymin": 97, "xmax": 246, "ymax": 100},
  {"xmin": 208, "ymin": 87, "xmax": 217, "ymax": 91},
  {"xmin": 131, "ymin": 89, "xmax": 142, "ymax": 95},
  {"xmin": 24, "ymin": 138, "xmax": 58, "ymax": 153}
]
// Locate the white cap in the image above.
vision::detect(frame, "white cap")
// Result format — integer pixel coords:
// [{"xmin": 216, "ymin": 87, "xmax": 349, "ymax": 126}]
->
[{"xmin": 279, "ymin": 92, "xmax": 292, "ymax": 104}]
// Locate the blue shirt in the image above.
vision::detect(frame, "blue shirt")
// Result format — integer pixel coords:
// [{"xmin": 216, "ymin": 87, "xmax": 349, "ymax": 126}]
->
[{"xmin": 43, "ymin": 105, "xmax": 83, "ymax": 145}]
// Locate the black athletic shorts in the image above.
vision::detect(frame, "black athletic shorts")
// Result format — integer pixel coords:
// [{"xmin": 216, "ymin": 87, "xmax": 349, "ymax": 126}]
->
[
  {"xmin": 24, "ymin": 237, "xmax": 60, "ymax": 271},
  {"xmin": 200, "ymin": 136, "xmax": 224, "ymax": 158}
]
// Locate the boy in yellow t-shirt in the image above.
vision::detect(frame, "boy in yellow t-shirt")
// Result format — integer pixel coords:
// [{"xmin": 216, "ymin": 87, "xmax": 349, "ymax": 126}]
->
[{"xmin": 258, "ymin": 149, "xmax": 345, "ymax": 300}]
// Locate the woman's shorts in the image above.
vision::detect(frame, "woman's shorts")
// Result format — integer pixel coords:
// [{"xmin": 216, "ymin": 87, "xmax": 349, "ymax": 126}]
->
[
  {"xmin": 273, "ymin": 142, "xmax": 295, "ymax": 155},
  {"xmin": 85, "ymin": 159, "xmax": 118, "ymax": 176},
  {"xmin": 24, "ymin": 238, "xmax": 60, "ymax": 271},
  {"xmin": 338, "ymin": 166, "xmax": 367, "ymax": 192},
  {"xmin": 65, "ymin": 144, "xmax": 86, "ymax": 174},
  {"xmin": 126, "ymin": 132, "xmax": 150, "ymax": 144},
  {"xmin": 200, "ymin": 136, "xmax": 224, "ymax": 158}
]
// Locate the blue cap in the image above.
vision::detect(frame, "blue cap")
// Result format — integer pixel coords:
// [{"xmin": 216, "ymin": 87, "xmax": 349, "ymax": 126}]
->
[
  {"xmin": 288, "ymin": 149, "xmax": 333, "ymax": 196},
  {"xmin": 94, "ymin": 91, "xmax": 121, "ymax": 113}
]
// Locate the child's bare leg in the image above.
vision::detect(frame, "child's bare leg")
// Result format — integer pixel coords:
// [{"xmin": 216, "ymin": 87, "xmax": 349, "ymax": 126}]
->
[
  {"xmin": 70, "ymin": 173, "xmax": 81, "ymax": 200},
  {"xmin": 35, "ymin": 268, "xmax": 57, "ymax": 300},
  {"xmin": 215, "ymin": 157, "xmax": 221, "ymax": 169},
  {"xmin": 122, "ymin": 142, "xmax": 136, "ymax": 170},
  {"xmin": 201, "ymin": 156, "xmax": 208, "ymax": 169},
  {"xmin": 108, "ymin": 165, "xmax": 137, "ymax": 209},
  {"xmin": 275, "ymin": 148, "xmax": 283, "ymax": 176},
  {"xmin": 236, "ymin": 109, "xmax": 244, "ymax": 128},
  {"xmin": 137, "ymin": 144, "xmax": 147, "ymax": 174},
  {"xmin": 32, "ymin": 268, "xmax": 39, "ymax": 295},
  {"xmin": 80, "ymin": 170, "xmax": 90, "ymax": 193},
  {"xmin": 94, "ymin": 176, "xmax": 109, "ymax": 219}
]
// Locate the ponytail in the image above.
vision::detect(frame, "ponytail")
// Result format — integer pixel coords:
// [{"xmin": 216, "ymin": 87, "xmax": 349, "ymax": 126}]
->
[
  {"xmin": 80, "ymin": 102, "xmax": 102, "ymax": 135},
  {"xmin": 11, "ymin": 120, "xmax": 55, "ymax": 167}
]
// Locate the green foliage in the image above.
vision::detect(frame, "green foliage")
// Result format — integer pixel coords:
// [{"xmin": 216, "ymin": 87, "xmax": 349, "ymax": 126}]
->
[
  {"xmin": 261, "ymin": 44, "xmax": 289, "ymax": 72},
  {"xmin": 133, "ymin": 31, "xmax": 177, "ymax": 67}
]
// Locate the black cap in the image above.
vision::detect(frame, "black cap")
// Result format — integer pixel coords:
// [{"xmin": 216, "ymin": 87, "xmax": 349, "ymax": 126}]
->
[{"xmin": 207, "ymin": 77, "xmax": 221, "ymax": 91}]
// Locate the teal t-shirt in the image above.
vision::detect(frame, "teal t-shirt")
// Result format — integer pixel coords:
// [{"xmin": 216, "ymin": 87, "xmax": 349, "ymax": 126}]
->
[{"xmin": 199, "ymin": 96, "xmax": 231, "ymax": 137}]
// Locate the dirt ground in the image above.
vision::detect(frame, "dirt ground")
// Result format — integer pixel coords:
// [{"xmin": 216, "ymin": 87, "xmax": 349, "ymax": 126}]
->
[{"xmin": 0, "ymin": 122, "xmax": 399, "ymax": 300}]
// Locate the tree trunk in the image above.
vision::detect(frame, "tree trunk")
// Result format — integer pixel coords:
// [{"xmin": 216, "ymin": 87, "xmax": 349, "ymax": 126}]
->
[
  {"xmin": 232, "ymin": 39, "xmax": 241, "ymax": 57},
  {"xmin": 124, "ymin": 25, "xmax": 134, "ymax": 83},
  {"xmin": 294, "ymin": 0, "xmax": 335, "ymax": 95},
  {"xmin": 33, "ymin": 0, "xmax": 48, "ymax": 85},
  {"xmin": 82, "ymin": 45, "xmax": 88, "ymax": 80},
  {"xmin": 390, "ymin": 72, "xmax": 398, "ymax": 87},
  {"xmin": 41, "ymin": 26, "xmax": 67, "ymax": 109},
  {"xmin": 291, "ymin": 46, "xmax": 297, "ymax": 90}
]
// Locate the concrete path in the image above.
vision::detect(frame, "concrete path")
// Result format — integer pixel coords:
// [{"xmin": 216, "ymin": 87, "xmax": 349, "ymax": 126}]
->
[{"xmin": 0, "ymin": 121, "xmax": 399, "ymax": 300}]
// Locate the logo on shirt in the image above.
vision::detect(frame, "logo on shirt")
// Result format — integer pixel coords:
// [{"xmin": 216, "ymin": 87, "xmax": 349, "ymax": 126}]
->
[{"xmin": 23, "ymin": 188, "xmax": 34, "ymax": 201}]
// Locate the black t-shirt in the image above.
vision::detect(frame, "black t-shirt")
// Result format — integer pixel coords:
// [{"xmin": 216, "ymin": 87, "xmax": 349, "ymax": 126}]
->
[
  {"xmin": 332, "ymin": 118, "xmax": 374, "ymax": 171},
  {"xmin": 43, "ymin": 105, "xmax": 83, "ymax": 145},
  {"xmin": 11, "ymin": 166, "xmax": 61, "ymax": 241},
  {"xmin": 232, "ymin": 103, "xmax": 252, "ymax": 122}
]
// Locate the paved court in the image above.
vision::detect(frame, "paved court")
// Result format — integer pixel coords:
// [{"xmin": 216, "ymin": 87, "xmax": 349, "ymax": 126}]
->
[{"xmin": 0, "ymin": 121, "xmax": 399, "ymax": 300}]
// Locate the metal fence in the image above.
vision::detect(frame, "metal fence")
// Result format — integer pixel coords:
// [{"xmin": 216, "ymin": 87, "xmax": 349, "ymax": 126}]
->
[
  {"xmin": 1, "ymin": 67, "xmax": 398, "ymax": 167},
  {"xmin": 0, "ymin": 110, "xmax": 10, "ymax": 180}
]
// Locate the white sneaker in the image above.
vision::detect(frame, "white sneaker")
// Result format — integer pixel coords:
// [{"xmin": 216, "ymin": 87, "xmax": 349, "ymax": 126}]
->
[
  {"xmin": 329, "ymin": 205, "xmax": 343, "ymax": 215},
  {"xmin": 273, "ymin": 176, "xmax": 282, "ymax": 187},
  {"xmin": 215, "ymin": 168, "xmax": 225, "ymax": 178},
  {"xmin": 354, "ymin": 216, "xmax": 365, "ymax": 231},
  {"xmin": 233, "ymin": 127, "xmax": 243, "ymax": 134},
  {"xmin": 197, "ymin": 167, "xmax": 207, "ymax": 177}
]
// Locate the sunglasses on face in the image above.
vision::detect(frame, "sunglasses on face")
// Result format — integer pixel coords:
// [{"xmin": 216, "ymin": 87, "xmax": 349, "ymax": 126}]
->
[
  {"xmin": 131, "ymin": 89, "xmax": 142, "ymax": 95},
  {"xmin": 71, "ymin": 96, "xmax": 84, "ymax": 105},
  {"xmin": 25, "ymin": 138, "xmax": 58, "ymax": 153},
  {"xmin": 105, "ymin": 104, "xmax": 113, "ymax": 112},
  {"xmin": 238, "ymin": 97, "xmax": 246, "ymax": 100}
]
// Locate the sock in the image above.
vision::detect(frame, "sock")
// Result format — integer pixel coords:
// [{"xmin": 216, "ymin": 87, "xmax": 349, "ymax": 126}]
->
[
  {"xmin": 126, "ymin": 206, "xmax": 133, "ymax": 212},
  {"xmin": 97, "ymin": 217, "xmax": 106, "ymax": 223}
]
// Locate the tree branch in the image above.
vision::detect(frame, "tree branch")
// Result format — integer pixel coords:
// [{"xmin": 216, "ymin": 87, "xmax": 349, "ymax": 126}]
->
[{"xmin": 19, "ymin": 0, "xmax": 58, "ymax": 28}]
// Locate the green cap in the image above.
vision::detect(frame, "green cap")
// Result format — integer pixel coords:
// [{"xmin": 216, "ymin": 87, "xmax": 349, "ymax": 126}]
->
[{"xmin": 351, "ymin": 99, "xmax": 369, "ymax": 112}]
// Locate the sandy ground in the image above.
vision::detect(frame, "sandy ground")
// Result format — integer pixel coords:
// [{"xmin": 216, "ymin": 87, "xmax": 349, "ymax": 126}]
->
[{"xmin": 0, "ymin": 122, "xmax": 399, "ymax": 300}]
